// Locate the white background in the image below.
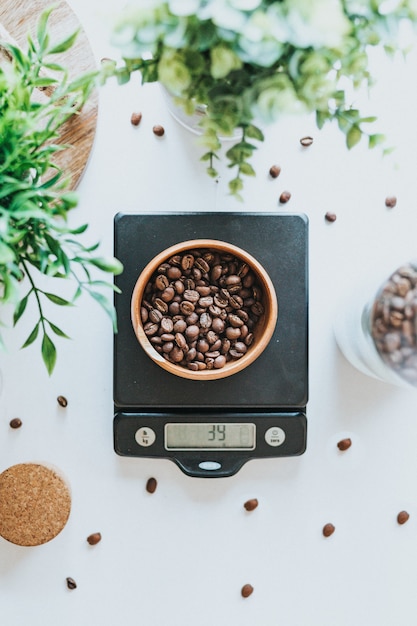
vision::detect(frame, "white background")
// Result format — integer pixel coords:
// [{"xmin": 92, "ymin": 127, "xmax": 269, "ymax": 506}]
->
[{"xmin": 1, "ymin": 2, "xmax": 417, "ymax": 625}]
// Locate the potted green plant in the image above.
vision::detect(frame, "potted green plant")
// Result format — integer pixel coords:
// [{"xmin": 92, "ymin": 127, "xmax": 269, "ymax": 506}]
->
[
  {"xmin": 0, "ymin": 9, "xmax": 123, "ymax": 374},
  {"xmin": 104, "ymin": 0, "xmax": 416, "ymax": 200}
]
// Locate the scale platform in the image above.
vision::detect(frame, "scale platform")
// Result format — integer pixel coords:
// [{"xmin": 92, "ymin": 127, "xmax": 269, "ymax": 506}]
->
[{"xmin": 113, "ymin": 212, "xmax": 308, "ymax": 477}]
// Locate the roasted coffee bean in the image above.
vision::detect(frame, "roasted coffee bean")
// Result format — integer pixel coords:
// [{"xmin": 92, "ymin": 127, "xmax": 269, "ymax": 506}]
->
[
  {"xmin": 228, "ymin": 314, "xmax": 244, "ymax": 328},
  {"xmin": 269, "ymin": 164, "xmax": 281, "ymax": 178},
  {"xmin": 152, "ymin": 124, "xmax": 165, "ymax": 136},
  {"xmin": 214, "ymin": 355, "xmax": 226, "ymax": 368},
  {"xmin": 196, "ymin": 286, "xmax": 211, "ymax": 297},
  {"xmin": 9, "ymin": 418, "xmax": 22, "ymax": 429},
  {"xmin": 155, "ymin": 274, "xmax": 169, "ymax": 290},
  {"xmin": 185, "ymin": 325, "xmax": 200, "ymax": 341},
  {"xmin": 229, "ymin": 349, "xmax": 244, "ymax": 358},
  {"xmin": 149, "ymin": 308, "xmax": 163, "ymax": 323},
  {"xmin": 337, "ymin": 438, "xmax": 352, "ymax": 451},
  {"xmin": 87, "ymin": 532, "xmax": 102, "ymax": 545},
  {"xmin": 322, "ymin": 523, "xmax": 335, "ymax": 537},
  {"xmin": 144, "ymin": 322, "xmax": 159, "ymax": 336},
  {"xmin": 300, "ymin": 135, "xmax": 313, "ymax": 146},
  {"xmin": 397, "ymin": 510, "xmax": 410, "ymax": 524},
  {"xmin": 234, "ymin": 342, "xmax": 248, "ymax": 354},
  {"xmin": 180, "ymin": 301, "xmax": 195, "ymax": 315},
  {"xmin": 226, "ymin": 327, "xmax": 241, "ymax": 340},
  {"xmin": 385, "ymin": 196, "xmax": 397, "ymax": 208},
  {"xmin": 140, "ymin": 306, "xmax": 149, "ymax": 323},
  {"xmin": 57, "ymin": 395, "xmax": 68, "ymax": 407},
  {"xmin": 173, "ymin": 319, "xmax": 187, "ymax": 333},
  {"xmin": 167, "ymin": 266, "xmax": 182, "ymax": 280},
  {"xmin": 194, "ymin": 257, "xmax": 210, "ymax": 273},
  {"xmin": 181, "ymin": 254, "xmax": 194, "ymax": 270},
  {"xmin": 160, "ymin": 317, "xmax": 174, "ymax": 333},
  {"xmin": 140, "ymin": 247, "xmax": 267, "ymax": 370},
  {"xmin": 184, "ymin": 289, "xmax": 200, "ymax": 303},
  {"xmin": 212, "ymin": 318, "xmax": 225, "ymax": 334},
  {"xmin": 279, "ymin": 190, "xmax": 291, "ymax": 203},
  {"xmin": 200, "ymin": 312, "xmax": 212, "ymax": 329},
  {"xmin": 146, "ymin": 477, "xmax": 158, "ymax": 493},
  {"xmin": 161, "ymin": 287, "xmax": 175, "ymax": 302},
  {"xmin": 245, "ymin": 333, "xmax": 254, "ymax": 346},
  {"xmin": 130, "ymin": 111, "xmax": 142, "ymax": 126},
  {"xmin": 241, "ymin": 584, "xmax": 254, "ymax": 598},
  {"xmin": 251, "ymin": 302, "xmax": 264, "ymax": 316},
  {"xmin": 244, "ymin": 498, "xmax": 258, "ymax": 511}
]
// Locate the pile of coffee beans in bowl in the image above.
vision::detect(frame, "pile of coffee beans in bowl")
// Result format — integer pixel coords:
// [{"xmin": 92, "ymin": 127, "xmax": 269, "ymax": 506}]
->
[
  {"xmin": 140, "ymin": 247, "xmax": 267, "ymax": 372},
  {"xmin": 370, "ymin": 262, "xmax": 417, "ymax": 387}
]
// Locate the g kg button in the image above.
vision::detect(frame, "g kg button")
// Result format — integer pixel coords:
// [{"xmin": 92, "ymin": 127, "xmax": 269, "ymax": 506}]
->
[
  {"xmin": 265, "ymin": 426, "xmax": 286, "ymax": 447},
  {"xmin": 135, "ymin": 427, "xmax": 156, "ymax": 447}
]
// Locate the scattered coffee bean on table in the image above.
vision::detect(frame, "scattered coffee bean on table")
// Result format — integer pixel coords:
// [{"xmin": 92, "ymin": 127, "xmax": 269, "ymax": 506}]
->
[
  {"xmin": 146, "ymin": 477, "xmax": 158, "ymax": 494},
  {"xmin": 370, "ymin": 263, "xmax": 417, "ymax": 386},
  {"xmin": 322, "ymin": 523, "xmax": 335, "ymax": 537},
  {"xmin": 141, "ymin": 247, "xmax": 266, "ymax": 371},
  {"xmin": 241, "ymin": 584, "xmax": 254, "ymax": 598},
  {"xmin": 9, "ymin": 418, "xmax": 22, "ymax": 429},
  {"xmin": 397, "ymin": 511, "xmax": 410, "ymax": 525},
  {"xmin": 325, "ymin": 212, "xmax": 337, "ymax": 222},
  {"xmin": 244, "ymin": 498, "xmax": 259, "ymax": 511},
  {"xmin": 279, "ymin": 191, "xmax": 291, "ymax": 204},
  {"xmin": 130, "ymin": 112, "xmax": 142, "ymax": 126},
  {"xmin": 300, "ymin": 136, "xmax": 313, "ymax": 146},
  {"xmin": 66, "ymin": 577, "xmax": 77, "ymax": 590},
  {"xmin": 269, "ymin": 164, "xmax": 281, "ymax": 178},
  {"xmin": 153, "ymin": 125, "xmax": 165, "ymax": 136},
  {"xmin": 385, "ymin": 196, "xmax": 397, "ymax": 208},
  {"xmin": 87, "ymin": 532, "xmax": 102, "ymax": 545},
  {"xmin": 57, "ymin": 395, "xmax": 68, "ymax": 408},
  {"xmin": 337, "ymin": 438, "xmax": 352, "ymax": 451}
]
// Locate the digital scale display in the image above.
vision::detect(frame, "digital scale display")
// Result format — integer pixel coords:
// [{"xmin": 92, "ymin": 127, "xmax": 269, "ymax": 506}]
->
[{"xmin": 165, "ymin": 423, "xmax": 256, "ymax": 450}]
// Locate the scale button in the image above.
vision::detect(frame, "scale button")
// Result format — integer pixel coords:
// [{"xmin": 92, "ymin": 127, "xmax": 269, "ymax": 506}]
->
[
  {"xmin": 265, "ymin": 427, "xmax": 286, "ymax": 447},
  {"xmin": 135, "ymin": 427, "xmax": 156, "ymax": 447},
  {"xmin": 199, "ymin": 461, "xmax": 222, "ymax": 471}
]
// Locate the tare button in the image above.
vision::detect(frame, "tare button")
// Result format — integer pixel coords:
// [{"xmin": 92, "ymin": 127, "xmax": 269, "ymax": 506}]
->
[
  {"xmin": 135, "ymin": 427, "xmax": 156, "ymax": 447},
  {"xmin": 265, "ymin": 426, "xmax": 286, "ymax": 447}
]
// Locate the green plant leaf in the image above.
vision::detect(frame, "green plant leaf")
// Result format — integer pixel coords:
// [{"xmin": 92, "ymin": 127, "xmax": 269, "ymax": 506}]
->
[
  {"xmin": 245, "ymin": 125, "xmax": 264, "ymax": 141},
  {"xmin": 41, "ymin": 332, "xmax": 57, "ymax": 375},
  {"xmin": 346, "ymin": 125, "xmax": 362, "ymax": 149},
  {"xmin": 239, "ymin": 162, "xmax": 256, "ymax": 177},
  {"xmin": 13, "ymin": 292, "xmax": 31, "ymax": 326},
  {"xmin": 48, "ymin": 321, "xmax": 70, "ymax": 338},
  {"xmin": 47, "ymin": 29, "xmax": 80, "ymax": 55},
  {"xmin": 21, "ymin": 323, "xmax": 40, "ymax": 348},
  {"xmin": 44, "ymin": 292, "xmax": 73, "ymax": 306},
  {"xmin": 89, "ymin": 257, "xmax": 124, "ymax": 274},
  {"xmin": 88, "ymin": 290, "xmax": 118, "ymax": 332}
]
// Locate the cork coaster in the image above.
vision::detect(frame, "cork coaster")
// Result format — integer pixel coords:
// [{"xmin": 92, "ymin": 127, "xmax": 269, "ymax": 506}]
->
[{"xmin": 0, "ymin": 463, "xmax": 71, "ymax": 546}]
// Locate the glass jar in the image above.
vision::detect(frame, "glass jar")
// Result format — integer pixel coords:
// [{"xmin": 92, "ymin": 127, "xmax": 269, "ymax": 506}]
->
[{"xmin": 334, "ymin": 261, "xmax": 417, "ymax": 389}]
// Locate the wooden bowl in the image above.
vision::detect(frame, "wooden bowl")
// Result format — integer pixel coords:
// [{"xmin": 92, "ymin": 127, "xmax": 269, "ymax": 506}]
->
[{"xmin": 131, "ymin": 239, "xmax": 278, "ymax": 380}]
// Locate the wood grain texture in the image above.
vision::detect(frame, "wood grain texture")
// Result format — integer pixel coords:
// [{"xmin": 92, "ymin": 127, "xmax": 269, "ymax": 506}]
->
[{"xmin": 0, "ymin": 0, "xmax": 98, "ymax": 189}]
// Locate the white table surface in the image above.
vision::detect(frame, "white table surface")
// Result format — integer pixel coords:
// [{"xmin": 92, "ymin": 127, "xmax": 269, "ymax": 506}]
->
[{"xmin": 2, "ymin": 2, "xmax": 417, "ymax": 625}]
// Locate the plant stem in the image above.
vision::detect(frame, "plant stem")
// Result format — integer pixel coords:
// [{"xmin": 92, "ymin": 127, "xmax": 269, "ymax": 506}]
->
[{"xmin": 21, "ymin": 259, "xmax": 46, "ymax": 334}]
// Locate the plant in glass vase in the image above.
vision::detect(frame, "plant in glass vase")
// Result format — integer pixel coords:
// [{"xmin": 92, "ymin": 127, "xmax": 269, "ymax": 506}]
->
[
  {"xmin": 103, "ymin": 0, "xmax": 417, "ymax": 200},
  {"xmin": 0, "ymin": 9, "xmax": 123, "ymax": 374}
]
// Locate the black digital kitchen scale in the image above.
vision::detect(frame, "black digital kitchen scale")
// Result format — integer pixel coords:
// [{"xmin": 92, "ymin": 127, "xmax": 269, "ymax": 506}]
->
[{"xmin": 113, "ymin": 212, "xmax": 308, "ymax": 477}]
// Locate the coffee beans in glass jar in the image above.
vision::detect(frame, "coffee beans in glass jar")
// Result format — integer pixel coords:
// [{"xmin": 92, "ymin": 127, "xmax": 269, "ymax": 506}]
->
[
  {"xmin": 370, "ymin": 262, "xmax": 417, "ymax": 387},
  {"xmin": 140, "ymin": 248, "xmax": 266, "ymax": 372}
]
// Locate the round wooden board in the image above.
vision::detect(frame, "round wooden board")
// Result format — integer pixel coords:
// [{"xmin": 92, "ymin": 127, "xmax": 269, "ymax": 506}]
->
[{"xmin": 0, "ymin": 0, "xmax": 98, "ymax": 189}]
